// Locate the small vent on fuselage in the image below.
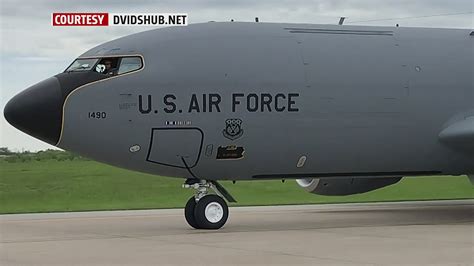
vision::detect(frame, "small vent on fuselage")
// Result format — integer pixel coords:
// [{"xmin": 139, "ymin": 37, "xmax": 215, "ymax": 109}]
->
[
  {"xmin": 470, "ymin": 31, "xmax": 474, "ymax": 36},
  {"xmin": 284, "ymin": 28, "xmax": 393, "ymax": 36}
]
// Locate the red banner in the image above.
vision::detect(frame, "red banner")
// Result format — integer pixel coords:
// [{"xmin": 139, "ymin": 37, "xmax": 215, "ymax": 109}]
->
[{"xmin": 52, "ymin": 13, "xmax": 109, "ymax": 26}]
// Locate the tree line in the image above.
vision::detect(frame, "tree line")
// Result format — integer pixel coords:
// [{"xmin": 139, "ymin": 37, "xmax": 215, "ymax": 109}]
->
[{"xmin": 0, "ymin": 147, "xmax": 87, "ymax": 162}]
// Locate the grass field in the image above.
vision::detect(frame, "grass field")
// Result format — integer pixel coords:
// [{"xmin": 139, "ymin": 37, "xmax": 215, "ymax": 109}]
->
[{"xmin": 0, "ymin": 160, "xmax": 473, "ymax": 214}]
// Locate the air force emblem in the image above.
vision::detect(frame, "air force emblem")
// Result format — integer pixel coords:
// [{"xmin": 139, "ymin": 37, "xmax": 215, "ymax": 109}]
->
[{"xmin": 223, "ymin": 118, "xmax": 243, "ymax": 140}]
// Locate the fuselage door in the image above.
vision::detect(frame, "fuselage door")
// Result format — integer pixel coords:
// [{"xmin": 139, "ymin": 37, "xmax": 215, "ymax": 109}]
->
[{"xmin": 146, "ymin": 128, "xmax": 203, "ymax": 168}]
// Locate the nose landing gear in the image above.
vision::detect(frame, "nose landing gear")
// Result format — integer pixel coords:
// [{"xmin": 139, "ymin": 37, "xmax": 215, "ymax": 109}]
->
[{"xmin": 183, "ymin": 179, "xmax": 236, "ymax": 229}]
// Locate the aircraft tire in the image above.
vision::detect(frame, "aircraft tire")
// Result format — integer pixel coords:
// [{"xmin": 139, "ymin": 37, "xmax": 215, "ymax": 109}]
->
[
  {"xmin": 184, "ymin": 197, "xmax": 200, "ymax": 229},
  {"xmin": 194, "ymin": 194, "xmax": 228, "ymax": 229}
]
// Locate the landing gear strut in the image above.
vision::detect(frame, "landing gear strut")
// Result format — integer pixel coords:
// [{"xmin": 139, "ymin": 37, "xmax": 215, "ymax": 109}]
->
[{"xmin": 183, "ymin": 179, "xmax": 236, "ymax": 229}]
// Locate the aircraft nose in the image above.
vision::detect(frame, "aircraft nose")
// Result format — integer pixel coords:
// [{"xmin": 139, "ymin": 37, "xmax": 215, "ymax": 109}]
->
[{"xmin": 4, "ymin": 77, "xmax": 63, "ymax": 145}]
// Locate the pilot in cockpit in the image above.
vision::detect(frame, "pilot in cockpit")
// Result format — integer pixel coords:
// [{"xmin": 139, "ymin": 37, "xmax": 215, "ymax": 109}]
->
[{"xmin": 102, "ymin": 59, "xmax": 117, "ymax": 75}]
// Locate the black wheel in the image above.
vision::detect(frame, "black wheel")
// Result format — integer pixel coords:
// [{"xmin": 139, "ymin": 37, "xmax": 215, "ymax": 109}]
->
[
  {"xmin": 184, "ymin": 197, "xmax": 200, "ymax": 229},
  {"xmin": 194, "ymin": 194, "xmax": 229, "ymax": 230}
]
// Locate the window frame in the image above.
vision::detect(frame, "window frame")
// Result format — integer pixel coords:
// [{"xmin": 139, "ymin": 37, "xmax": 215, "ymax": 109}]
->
[
  {"xmin": 64, "ymin": 55, "xmax": 144, "ymax": 76},
  {"xmin": 117, "ymin": 57, "xmax": 144, "ymax": 75}
]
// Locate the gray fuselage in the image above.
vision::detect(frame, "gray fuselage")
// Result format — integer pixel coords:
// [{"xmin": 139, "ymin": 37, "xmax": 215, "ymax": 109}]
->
[{"xmin": 7, "ymin": 22, "xmax": 474, "ymax": 180}]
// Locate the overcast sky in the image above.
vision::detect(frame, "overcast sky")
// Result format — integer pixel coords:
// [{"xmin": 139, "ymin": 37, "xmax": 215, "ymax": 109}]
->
[{"xmin": 1, "ymin": 0, "xmax": 472, "ymax": 151}]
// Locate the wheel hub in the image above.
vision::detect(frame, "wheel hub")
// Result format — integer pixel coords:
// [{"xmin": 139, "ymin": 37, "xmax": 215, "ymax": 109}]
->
[{"xmin": 204, "ymin": 202, "xmax": 224, "ymax": 223}]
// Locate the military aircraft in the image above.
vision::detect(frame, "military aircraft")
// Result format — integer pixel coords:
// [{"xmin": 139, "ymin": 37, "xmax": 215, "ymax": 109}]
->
[{"xmin": 4, "ymin": 22, "xmax": 474, "ymax": 229}]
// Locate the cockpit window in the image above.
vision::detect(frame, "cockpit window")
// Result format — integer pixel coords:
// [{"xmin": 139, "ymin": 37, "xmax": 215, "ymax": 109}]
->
[
  {"xmin": 65, "ymin": 56, "xmax": 143, "ymax": 76},
  {"xmin": 65, "ymin": 58, "xmax": 100, "ymax": 72},
  {"xmin": 96, "ymin": 58, "xmax": 119, "ymax": 75},
  {"xmin": 118, "ymin": 57, "xmax": 142, "ymax": 74}
]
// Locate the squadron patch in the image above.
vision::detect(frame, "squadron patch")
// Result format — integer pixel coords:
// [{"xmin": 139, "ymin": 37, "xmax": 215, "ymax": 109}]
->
[{"xmin": 223, "ymin": 118, "xmax": 243, "ymax": 140}]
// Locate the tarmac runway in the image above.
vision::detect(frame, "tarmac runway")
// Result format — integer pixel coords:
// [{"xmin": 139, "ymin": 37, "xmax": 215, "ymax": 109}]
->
[{"xmin": 1, "ymin": 200, "xmax": 473, "ymax": 265}]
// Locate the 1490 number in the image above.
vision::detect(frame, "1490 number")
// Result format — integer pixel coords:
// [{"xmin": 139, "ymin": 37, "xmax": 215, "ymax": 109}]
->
[{"xmin": 88, "ymin": 112, "xmax": 107, "ymax": 119}]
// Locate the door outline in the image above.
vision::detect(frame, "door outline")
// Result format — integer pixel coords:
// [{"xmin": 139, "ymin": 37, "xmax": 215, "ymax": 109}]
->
[{"xmin": 146, "ymin": 127, "xmax": 204, "ymax": 168}]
